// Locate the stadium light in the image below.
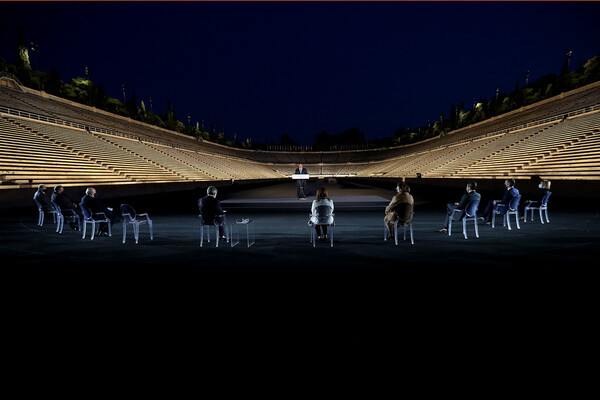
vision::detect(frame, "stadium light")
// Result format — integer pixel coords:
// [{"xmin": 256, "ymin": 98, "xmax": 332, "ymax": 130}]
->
[{"xmin": 566, "ymin": 50, "xmax": 573, "ymax": 69}]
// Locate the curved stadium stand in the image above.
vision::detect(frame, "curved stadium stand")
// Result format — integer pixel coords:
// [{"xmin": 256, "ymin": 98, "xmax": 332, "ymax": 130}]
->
[{"xmin": 1, "ymin": 78, "xmax": 599, "ymax": 195}]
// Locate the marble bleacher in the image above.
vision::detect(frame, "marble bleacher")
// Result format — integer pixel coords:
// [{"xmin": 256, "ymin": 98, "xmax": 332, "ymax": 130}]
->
[
  {"xmin": 0, "ymin": 117, "xmax": 131, "ymax": 187},
  {"xmin": 1, "ymin": 79, "xmax": 599, "ymax": 187}
]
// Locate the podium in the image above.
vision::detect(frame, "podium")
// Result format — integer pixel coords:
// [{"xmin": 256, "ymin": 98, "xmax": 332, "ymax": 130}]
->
[
  {"xmin": 292, "ymin": 174, "xmax": 310, "ymax": 180},
  {"xmin": 292, "ymin": 174, "xmax": 309, "ymax": 199}
]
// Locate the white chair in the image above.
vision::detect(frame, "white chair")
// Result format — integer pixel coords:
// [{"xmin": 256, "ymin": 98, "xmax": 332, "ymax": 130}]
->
[
  {"xmin": 449, "ymin": 200, "xmax": 480, "ymax": 239},
  {"xmin": 309, "ymin": 204, "xmax": 334, "ymax": 247},
  {"xmin": 80, "ymin": 203, "xmax": 111, "ymax": 240},
  {"xmin": 34, "ymin": 198, "xmax": 58, "ymax": 227},
  {"xmin": 524, "ymin": 192, "xmax": 551, "ymax": 224},
  {"xmin": 121, "ymin": 204, "xmax": 153, "ymax": 244},
  {"xmin": 200, "ymin": 213, "xmax": 229, "ymax": 247},
  {"xmin": 492, "ymin": 195, "xmax": 521, "ymax": 230},
  {"xmin": 383, "ymin": 203, "xmax": 414, "ymax": 245},
  {"xmin": 52, "ymin": 201, "xmax": 81, "ymax": 234}
]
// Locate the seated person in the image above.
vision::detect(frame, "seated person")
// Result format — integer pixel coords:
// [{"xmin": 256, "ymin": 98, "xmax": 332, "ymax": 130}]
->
[
  {"xmin": 520, "ymin": 179, "xmax": 551, "ymax": 220},
  {"xmin": 309, "ymin": 186, "xmax": 334, "ymax": 241},
  {"xmin": 199, "ymin": 186, "xmax": 227, "ymax": 240},
  {"xmin": 33, "ymin": 184, "xmax": 53, "ymax": 213},
  {"xmin": 80, "ymin": 187, "xmax": 121, "ymax": 235},
  {"xmin": 51, "ymin": 185, "xmax": 83, "ymax": 230},
  {"xmin": 439, "ymin": 181, "xmax": 480, "ymax": 233},
  {"xmin": 384, "ymin": 182, "xmax": 414, "ymax": 238},
  {"xmin": 480, "ymin": 179, "xmax": 520, "ymax": 224}
]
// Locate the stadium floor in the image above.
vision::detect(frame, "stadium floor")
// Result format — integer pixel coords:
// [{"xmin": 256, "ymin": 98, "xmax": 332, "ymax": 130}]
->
[{"xmin": 3, "ymin": 181, "xmax": 598, "ymax": 345}]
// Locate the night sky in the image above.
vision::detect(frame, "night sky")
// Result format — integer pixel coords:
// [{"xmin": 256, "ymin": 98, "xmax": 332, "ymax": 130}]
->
[{"xmin": 1, "ymin": 1, "xmax": 599, "ymax": 145}]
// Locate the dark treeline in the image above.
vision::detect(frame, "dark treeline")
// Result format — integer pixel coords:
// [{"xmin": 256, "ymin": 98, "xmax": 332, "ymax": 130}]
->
[{"xmin": 1, "ymin": 29, "xmax": 599, "ymax": 152}]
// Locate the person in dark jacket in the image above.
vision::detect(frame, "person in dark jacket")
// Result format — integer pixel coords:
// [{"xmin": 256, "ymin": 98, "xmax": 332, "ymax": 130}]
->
[
  {"xmin": 294, "ymin": 163, "xmax": 308, "ymax": 199},
  {"xmin": 480, "ymin": 179, "xmax": 520, "ymax": 224},
  {"xmin": 80, "ymin": 187, "xmax": 120, "ymax": 234},
  {"xmin": 439, "ymin": 181, "xmax": 481, "ymax": 233},
  {"xmin": 33, "ymin": 184, "xmax": 53, "ymax": 212},
  {"xmin": 199, "ymin": 186, "xmax": 226, "ymax": 239},
  {"xmin": 520, "ymin": 178, "xmax": 551, "ymax": 220},
  {"xmin": 51, "ymin": 185, "xmax": 83, "ymax": 230}
]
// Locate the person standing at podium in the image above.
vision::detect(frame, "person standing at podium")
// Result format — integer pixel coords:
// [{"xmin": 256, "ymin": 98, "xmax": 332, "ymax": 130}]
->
[{"xmin": 295, "ymin": 163, "xmax": 308, "ymax": 199}]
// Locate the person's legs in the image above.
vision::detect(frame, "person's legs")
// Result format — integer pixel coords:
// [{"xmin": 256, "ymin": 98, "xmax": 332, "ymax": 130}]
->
[
  {"xmin": 214, "ymin": 215, "xmax": 226, "ymax": 238},
  {"xmin": 444, "ymin": 203, "xmax": 457, "ymax": 229},
  {"xmin": 315, "ymin": 225, "xmax": 322, "ymax": 237},
  {"xmin": 482, "ymin": 199, "xmax": 495, "ymax": 222}
]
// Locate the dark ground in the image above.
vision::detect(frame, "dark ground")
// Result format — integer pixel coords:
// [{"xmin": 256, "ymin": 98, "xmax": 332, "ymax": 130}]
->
[{"xmin": 2, "ymin": 180, "xmax": 598, "ymax": 346}]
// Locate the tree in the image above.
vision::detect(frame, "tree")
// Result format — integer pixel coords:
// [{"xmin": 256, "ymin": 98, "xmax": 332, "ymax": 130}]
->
[
  {"xmin": 127, "ymin": 91, "xmax": 138, "ymax": 118},
  {"xmin": 44, "ymin": 69, "xmax": 64, "ymax": 96},
  {"xmin": 314, "ymin": 130, "xmax": 332, "ymax": 150},
  {"xmin": 280, "ymin": 133, "xmax": 299, "ymax": 146},
  {"xmin": 15, "ymin": 28, "xmax": 31, "ymax": 85}
]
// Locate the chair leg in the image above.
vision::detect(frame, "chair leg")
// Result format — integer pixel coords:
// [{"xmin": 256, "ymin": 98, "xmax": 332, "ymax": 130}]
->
[
  {"xmin": 492, "ymin": 213, "xmax": 496, "ymax": 228},
  {"xmin": 506, "ymin": 214, "xmax": 511, "ymax": 230},
  {"xmin": 394, "ymin": 223, "xmax": 399, "ymax": 245},
  {"xmin": 448, "ymin": 218, "xmax": 453, "ymax": 236},
  {"xmin": 91, "ymin": 221, "xmax": 96, "ymax": 240},
  {"xmin": 539, "ymin": 208, "xmax": 544, "ymax": 224},
  {"xmin": 200, "ymin": 225, "xmax": 204, "ymax": 247},
  {"xmin": 474, "ymin": 218, "xmax": 479, "ymax": 238},
  {"xmin": 40, "ymin": 212, "xmax": 44, "ymax": 226},
  {"xmin": 149, "ymin": 220, "xmax": 154, "ymax": 240},
  {"xmin": 515, "ymin": 212, "xmax": 520, "ymax": 229},
  {"xmin": 545, "ymin": 208, "xmax": 550, "ymax": 223},
  {"xmin": 463, "ymin": 218, "xmax": 468, "ymax": 239},
  {"xmin": 82, "ymin": 221, "xmax": 87, "ymax": 239},
  {"xmin": 134, "ymin": 223, "xmax": 139, "ymax": 244},
  {"xmin": 330, "ymin": 227, "xmax": 333, "ymax": 247},
  {"xmin": 122, "ymin": 222, "xmax": 127, "ymax": 244}
]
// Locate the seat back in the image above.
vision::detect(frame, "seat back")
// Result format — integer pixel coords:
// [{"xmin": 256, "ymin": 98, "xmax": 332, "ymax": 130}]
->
[
  {"xmin": 314, "ymin": 204, "xmax": 333, "ymax": 224},
  {"xmin": 51, "ymin": 201, "xmax": 62, "ymax": 215},
  {"xmin": 465, "ymin": 200, "xmax": 480, "ymax": 218},
  {"xmin": 509, "ymin": 195, "xmax": 521, "ymax": 211},
  {"xmin": 120, "ymin": 204, "xmax": 137, "ymax": 222},
  {"xmin": 541, "ymin": 192, "xmax": 551, "ymax": 207},
  {"xmin": 80, "ymin": 203, "xmax": 93, "ymax": 220},
  {"xmin": 395, "ymin": 202, "xmax": 414, "ymax": 224}
]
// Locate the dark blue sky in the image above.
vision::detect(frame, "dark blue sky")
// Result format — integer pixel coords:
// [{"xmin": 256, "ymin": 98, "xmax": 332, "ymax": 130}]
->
[{"xmin": 1, "ymin": 1, "xmax": 599, "ymax": 145}]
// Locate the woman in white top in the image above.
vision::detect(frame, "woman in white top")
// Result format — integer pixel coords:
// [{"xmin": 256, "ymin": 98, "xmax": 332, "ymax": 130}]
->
[{"xmin": 309, "ymin": 187, "xmax": 334, "ymax": 241}]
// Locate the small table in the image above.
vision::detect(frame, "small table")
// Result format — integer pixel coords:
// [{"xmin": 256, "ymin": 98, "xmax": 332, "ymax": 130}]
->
[{"xmin": 230, "ymin": 219, "xmax": 255, "ymax": 248}]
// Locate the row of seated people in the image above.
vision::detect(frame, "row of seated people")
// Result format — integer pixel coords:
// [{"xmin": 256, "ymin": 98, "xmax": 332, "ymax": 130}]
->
[
  {"xmin": 34, "ymin": 184, "xmax": 121, "ymax": 235},
  {"xmin": 438, "ymin": 176, "xmax": 552, "ymax": 233}
]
